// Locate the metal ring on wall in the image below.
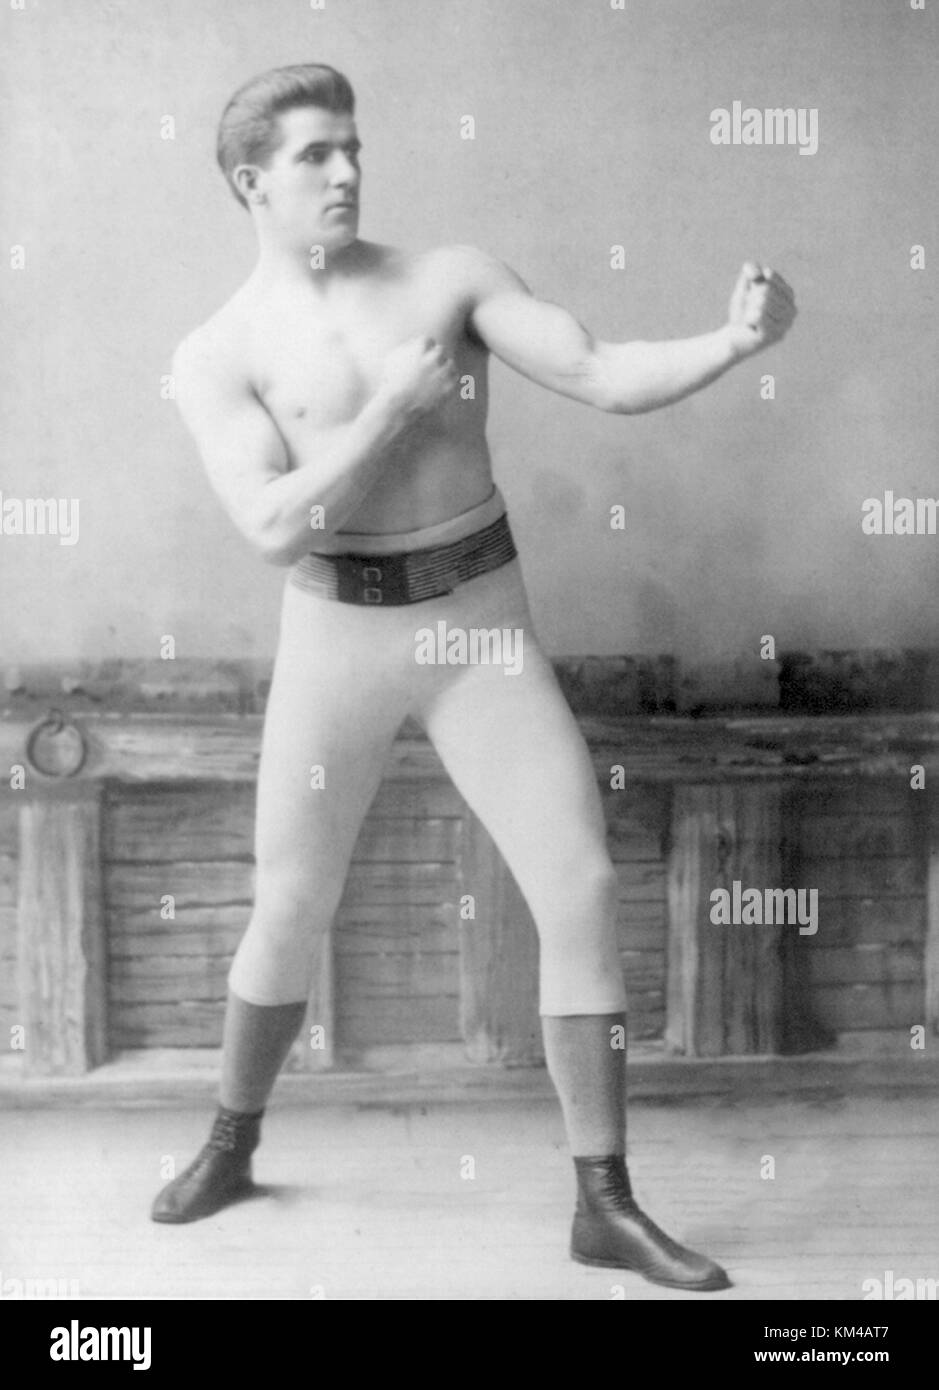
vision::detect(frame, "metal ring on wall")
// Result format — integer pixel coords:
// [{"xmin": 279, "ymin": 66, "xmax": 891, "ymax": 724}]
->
[{"xmin": 24, "ymin": 708, "xmax": 89, "ymax": 779}]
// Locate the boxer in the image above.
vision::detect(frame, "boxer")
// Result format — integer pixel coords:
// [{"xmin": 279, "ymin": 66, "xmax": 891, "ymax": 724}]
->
[{"xmin": 152, "ymin": 63, "xmax": 795, "ymax": 1292}]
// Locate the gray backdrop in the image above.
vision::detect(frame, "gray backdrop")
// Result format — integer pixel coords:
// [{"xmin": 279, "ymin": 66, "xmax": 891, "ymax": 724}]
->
[{"xmin": 1, "ymin": 0, "xmax": 936, "ymax": 663}]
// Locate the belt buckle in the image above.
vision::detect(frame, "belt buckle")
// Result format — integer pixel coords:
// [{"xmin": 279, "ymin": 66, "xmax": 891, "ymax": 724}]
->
[
  {"xmin": 361, "ymin": 563, "xmax": 383, "ymax": 604},
  {"xmin": 363, "ymin": 564, "xmax": 386, "ymax": 603}
]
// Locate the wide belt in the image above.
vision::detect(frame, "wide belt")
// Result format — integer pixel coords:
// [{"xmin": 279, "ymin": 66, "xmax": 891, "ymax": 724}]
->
[{"xmin": 289, "ymin": 512, "xmax": 518, "ymax": 606}]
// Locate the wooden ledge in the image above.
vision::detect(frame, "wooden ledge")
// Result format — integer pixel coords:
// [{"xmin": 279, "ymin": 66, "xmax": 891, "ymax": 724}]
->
[
  {"xmin": 4, "ymin": 646, "xmax": 938, "ymax": 719},
  {"xmin": 1, "ymin": 1046, "xmax": 937, "ymax": 1110},
  {"xmin": 1, "ymin": 709, "xmax": 938, "ymax": 786}
]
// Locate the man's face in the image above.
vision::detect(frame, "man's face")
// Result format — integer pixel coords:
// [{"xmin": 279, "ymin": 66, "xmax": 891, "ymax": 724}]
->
[{"xmin": 255, "ymin": 105, "xmax": 361, "ymax": 250}]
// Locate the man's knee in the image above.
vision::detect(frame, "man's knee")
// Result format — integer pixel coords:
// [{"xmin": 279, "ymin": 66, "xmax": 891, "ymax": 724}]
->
[
  {"xmin": 589, "ymin": 856, "xmax": 619, "ymax": 900},
  {"xmin": 251, "ymin": 869, "xmax": 340, "ymax": 942},
  {"xmin": 535, "ymin": 857, "xmax": 626, "ymax": 1016},
  {"xmin": 522, "ymin": 852, "xmax": 619, "ymax": 949},
  {"xmin": 229, "ymin": 886, "xmax": 330, "ymax": 1004},
  {"xmin": 557, "ymin": 854, "xmax": 619, "ymax": 919}
]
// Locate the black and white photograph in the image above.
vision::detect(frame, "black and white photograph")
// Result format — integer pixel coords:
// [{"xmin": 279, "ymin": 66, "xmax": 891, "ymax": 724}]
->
[{"xmin": 1, "ymin": 0, "xmax": 937, "ymax": 1338}]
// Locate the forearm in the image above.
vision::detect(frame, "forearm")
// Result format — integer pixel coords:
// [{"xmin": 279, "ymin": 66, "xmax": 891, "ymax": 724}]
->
[
  {"xmin": 594, "ymin": 324, "xmax": 743, "ymax": 414},
  {"xmin": 253, "ymin": 390, "xmax": 410, "ymax": 564}
]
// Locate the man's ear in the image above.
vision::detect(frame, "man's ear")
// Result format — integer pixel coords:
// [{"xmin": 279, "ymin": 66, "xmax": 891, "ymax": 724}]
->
[{"xmin": 233, "ymin": 163, "xmax": 267, "ymax": 206}]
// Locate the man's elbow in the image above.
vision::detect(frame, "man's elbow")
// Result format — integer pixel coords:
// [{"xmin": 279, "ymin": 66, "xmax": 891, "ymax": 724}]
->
[
  {"xmin": 591, "ymin": 385, "xmax": 647, "ymax": 416},
  {"xmin": 604, "ymin": 396, "xmax": 658, "ymax": 416},
  {"xmin": 254, "ymin": 516, "xmax": 351, "ymax": 566},
  {"xmin": 257, "ymin": 537, "xmax": 297, "ymax": 567},
  {"xmin": 242, "ymin": 515, "xmax": 300, "ymax": 567},
  {"xmin": 588, "ymin": 343, "xmax": 653, "ymax": 415},
  {"xmin": 582, "ymin": 349, "xmax": 628, "ymax": 414},
  {"xmin": 254, "ymin": 526, "xmax": 309, "ymax": 566}
]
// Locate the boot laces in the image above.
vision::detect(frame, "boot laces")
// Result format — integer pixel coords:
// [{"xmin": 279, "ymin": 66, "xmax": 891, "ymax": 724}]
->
[{"xmin": 206, "ymin": 1109, "xmax": 257, "ymax": 1155}]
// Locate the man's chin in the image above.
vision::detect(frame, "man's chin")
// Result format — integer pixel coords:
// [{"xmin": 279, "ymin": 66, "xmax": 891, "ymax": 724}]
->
[{"xmin": 316, "ymin": 225, "xmax": 360, "ymax": 254}]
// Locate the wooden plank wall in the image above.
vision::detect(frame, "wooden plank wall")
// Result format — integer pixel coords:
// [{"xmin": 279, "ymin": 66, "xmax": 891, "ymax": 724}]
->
[
  {"xmin": 0, "ymin": 798, "xmax": 18, "ymax": 1040},
  {"xmin": 791, "ymin": 780, "xmax": 925, "ymax": 1044},
  {"xmin": 103, "ymin": 778, "xmax": 468, "ymax": 1055},
  {"xmin": 104, "ymin": 784, "xmax": 254, "ymax": 1048},
  {"xmin": 5, "ymin": 766, "xmax": 931, "ymax": 1061},
  {"xmin": 602, "ymin": 782, "xmax": 670, "ymax": 1041},
  {"xmin": 100, "ymin": 776, "xmax": 671, "ymax": 1056},
  {"xmin": 332, "ymin": 777, "xmax": 464, "ymax": 1050},
  {"xmin": 665, "ymin": 784, "xmax": 788, "ymax": 1057}
]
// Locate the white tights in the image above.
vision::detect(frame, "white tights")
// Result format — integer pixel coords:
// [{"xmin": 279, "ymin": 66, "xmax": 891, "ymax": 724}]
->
[{"xmin": 229, "ymin": 500, "xmax": 627, "ymax": 1018}]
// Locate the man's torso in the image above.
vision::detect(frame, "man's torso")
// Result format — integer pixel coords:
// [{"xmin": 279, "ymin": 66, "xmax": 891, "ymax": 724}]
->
[{"xmin": 200, "ymin": 242, "xmax": 495, "ymax": 535}]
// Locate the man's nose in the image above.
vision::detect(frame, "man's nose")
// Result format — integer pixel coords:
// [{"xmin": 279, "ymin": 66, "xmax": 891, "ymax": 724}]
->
[{"xmin": 330, "ymin": 153, "xmax": 359, "ymax": 184}]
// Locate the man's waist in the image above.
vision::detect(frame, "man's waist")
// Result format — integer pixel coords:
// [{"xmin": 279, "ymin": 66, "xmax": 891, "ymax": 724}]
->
[
  {"xmin": 306, "ymin": 485, "xmax": 507, "ymax": 556},
  {"xmin": 289, "ymin": 509, "xmax": 517, "ymax": 606}
]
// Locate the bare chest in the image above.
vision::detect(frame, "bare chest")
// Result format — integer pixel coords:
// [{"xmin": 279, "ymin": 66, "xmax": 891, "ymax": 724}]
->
[{"xmin": 246, "ymin": 280, "xmax": 478, "ymax": 432}]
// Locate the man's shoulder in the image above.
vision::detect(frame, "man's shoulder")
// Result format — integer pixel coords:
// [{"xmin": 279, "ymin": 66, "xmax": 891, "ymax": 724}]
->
[
  {"xmin": 401, "ymin": 243, "xmax": 522, "ymax": 305},
  {"xmin": 416, "ymin": 242, "xmax": 506, "ymax": 277},
  {"xmin": 172, "ymin": 295, "xmax": 249, "ymax": 383}
]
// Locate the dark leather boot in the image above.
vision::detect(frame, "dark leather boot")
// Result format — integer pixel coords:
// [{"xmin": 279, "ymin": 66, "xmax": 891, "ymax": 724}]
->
[
  {"xmin": 571, "ymin": 1155, "xmax": 731, "ymax": 1290},
  {"xmin": 150, "ymin": 1107, "xmax": 263, "ymax": 1224}
]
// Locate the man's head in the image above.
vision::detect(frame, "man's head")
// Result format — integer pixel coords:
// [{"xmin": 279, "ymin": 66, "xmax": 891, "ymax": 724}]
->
[{"xmin": 217, "ymin": 64, "xmax": 361, "ymax": 250}]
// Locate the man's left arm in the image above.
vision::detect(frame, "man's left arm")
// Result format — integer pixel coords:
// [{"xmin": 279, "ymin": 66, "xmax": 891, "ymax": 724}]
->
[{"xmin": 463, "ymin": 248, "xmax": 797, "ymax": 414}]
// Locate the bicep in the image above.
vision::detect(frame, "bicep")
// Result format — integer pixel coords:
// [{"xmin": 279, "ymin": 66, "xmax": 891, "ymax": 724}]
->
[
  {"xmin": 174, "ymin": 343, "xmax": 288, "ymax": 536},
  {"xmin": 467, "ymin": 254, "xmax": 603, "ymax": 404}
]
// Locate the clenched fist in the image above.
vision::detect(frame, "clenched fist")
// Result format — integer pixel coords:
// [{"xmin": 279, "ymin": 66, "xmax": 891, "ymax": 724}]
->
[
  {"xmin": 726, "ymin": 262, "xmax": 797, "ymax": 358},
  {"xmin": 379, "ymin": 336, "xmax": 459, "ymax": 419}
]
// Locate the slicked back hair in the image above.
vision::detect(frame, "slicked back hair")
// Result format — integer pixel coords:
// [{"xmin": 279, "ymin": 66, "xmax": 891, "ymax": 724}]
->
[{"xmin": 217, "ymin": 63, "xmax": 356, "ymax": 208}]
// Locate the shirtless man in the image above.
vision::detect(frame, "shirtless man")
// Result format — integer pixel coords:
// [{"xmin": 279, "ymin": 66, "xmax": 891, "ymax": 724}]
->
[{"xmin": 152, "ymin": 64, "xmax": 796, "ymax": 1292}]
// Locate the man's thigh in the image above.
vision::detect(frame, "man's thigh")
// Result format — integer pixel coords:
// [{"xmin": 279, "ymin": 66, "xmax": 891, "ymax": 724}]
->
[
  {"xmin": 414, "ymin": 630, "xmax": 609, "ymax": 870},
  {"xmin": 253, "ymin": 584, "xmax": 414, "ymax": 887}
]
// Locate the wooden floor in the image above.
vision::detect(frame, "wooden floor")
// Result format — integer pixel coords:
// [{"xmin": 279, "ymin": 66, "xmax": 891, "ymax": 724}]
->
[{"xmin": 2, "ymin": 1093, "xmax": 937, "ymax": 1301}]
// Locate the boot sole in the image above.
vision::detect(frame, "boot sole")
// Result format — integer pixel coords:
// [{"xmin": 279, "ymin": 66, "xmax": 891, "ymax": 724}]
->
[
  {"xmin": 151, "ymin": 1178, "xmax": 258, "ymax": 1225},
  {"xmin": 571, "ymin": 1247, "xmax": 732, "ymax": 1291}
]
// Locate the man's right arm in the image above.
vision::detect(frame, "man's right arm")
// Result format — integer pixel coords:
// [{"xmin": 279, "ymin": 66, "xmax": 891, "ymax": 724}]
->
[{"xmin": 173, "ymin": 334, "xmax": 456, "ymax": 566}]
